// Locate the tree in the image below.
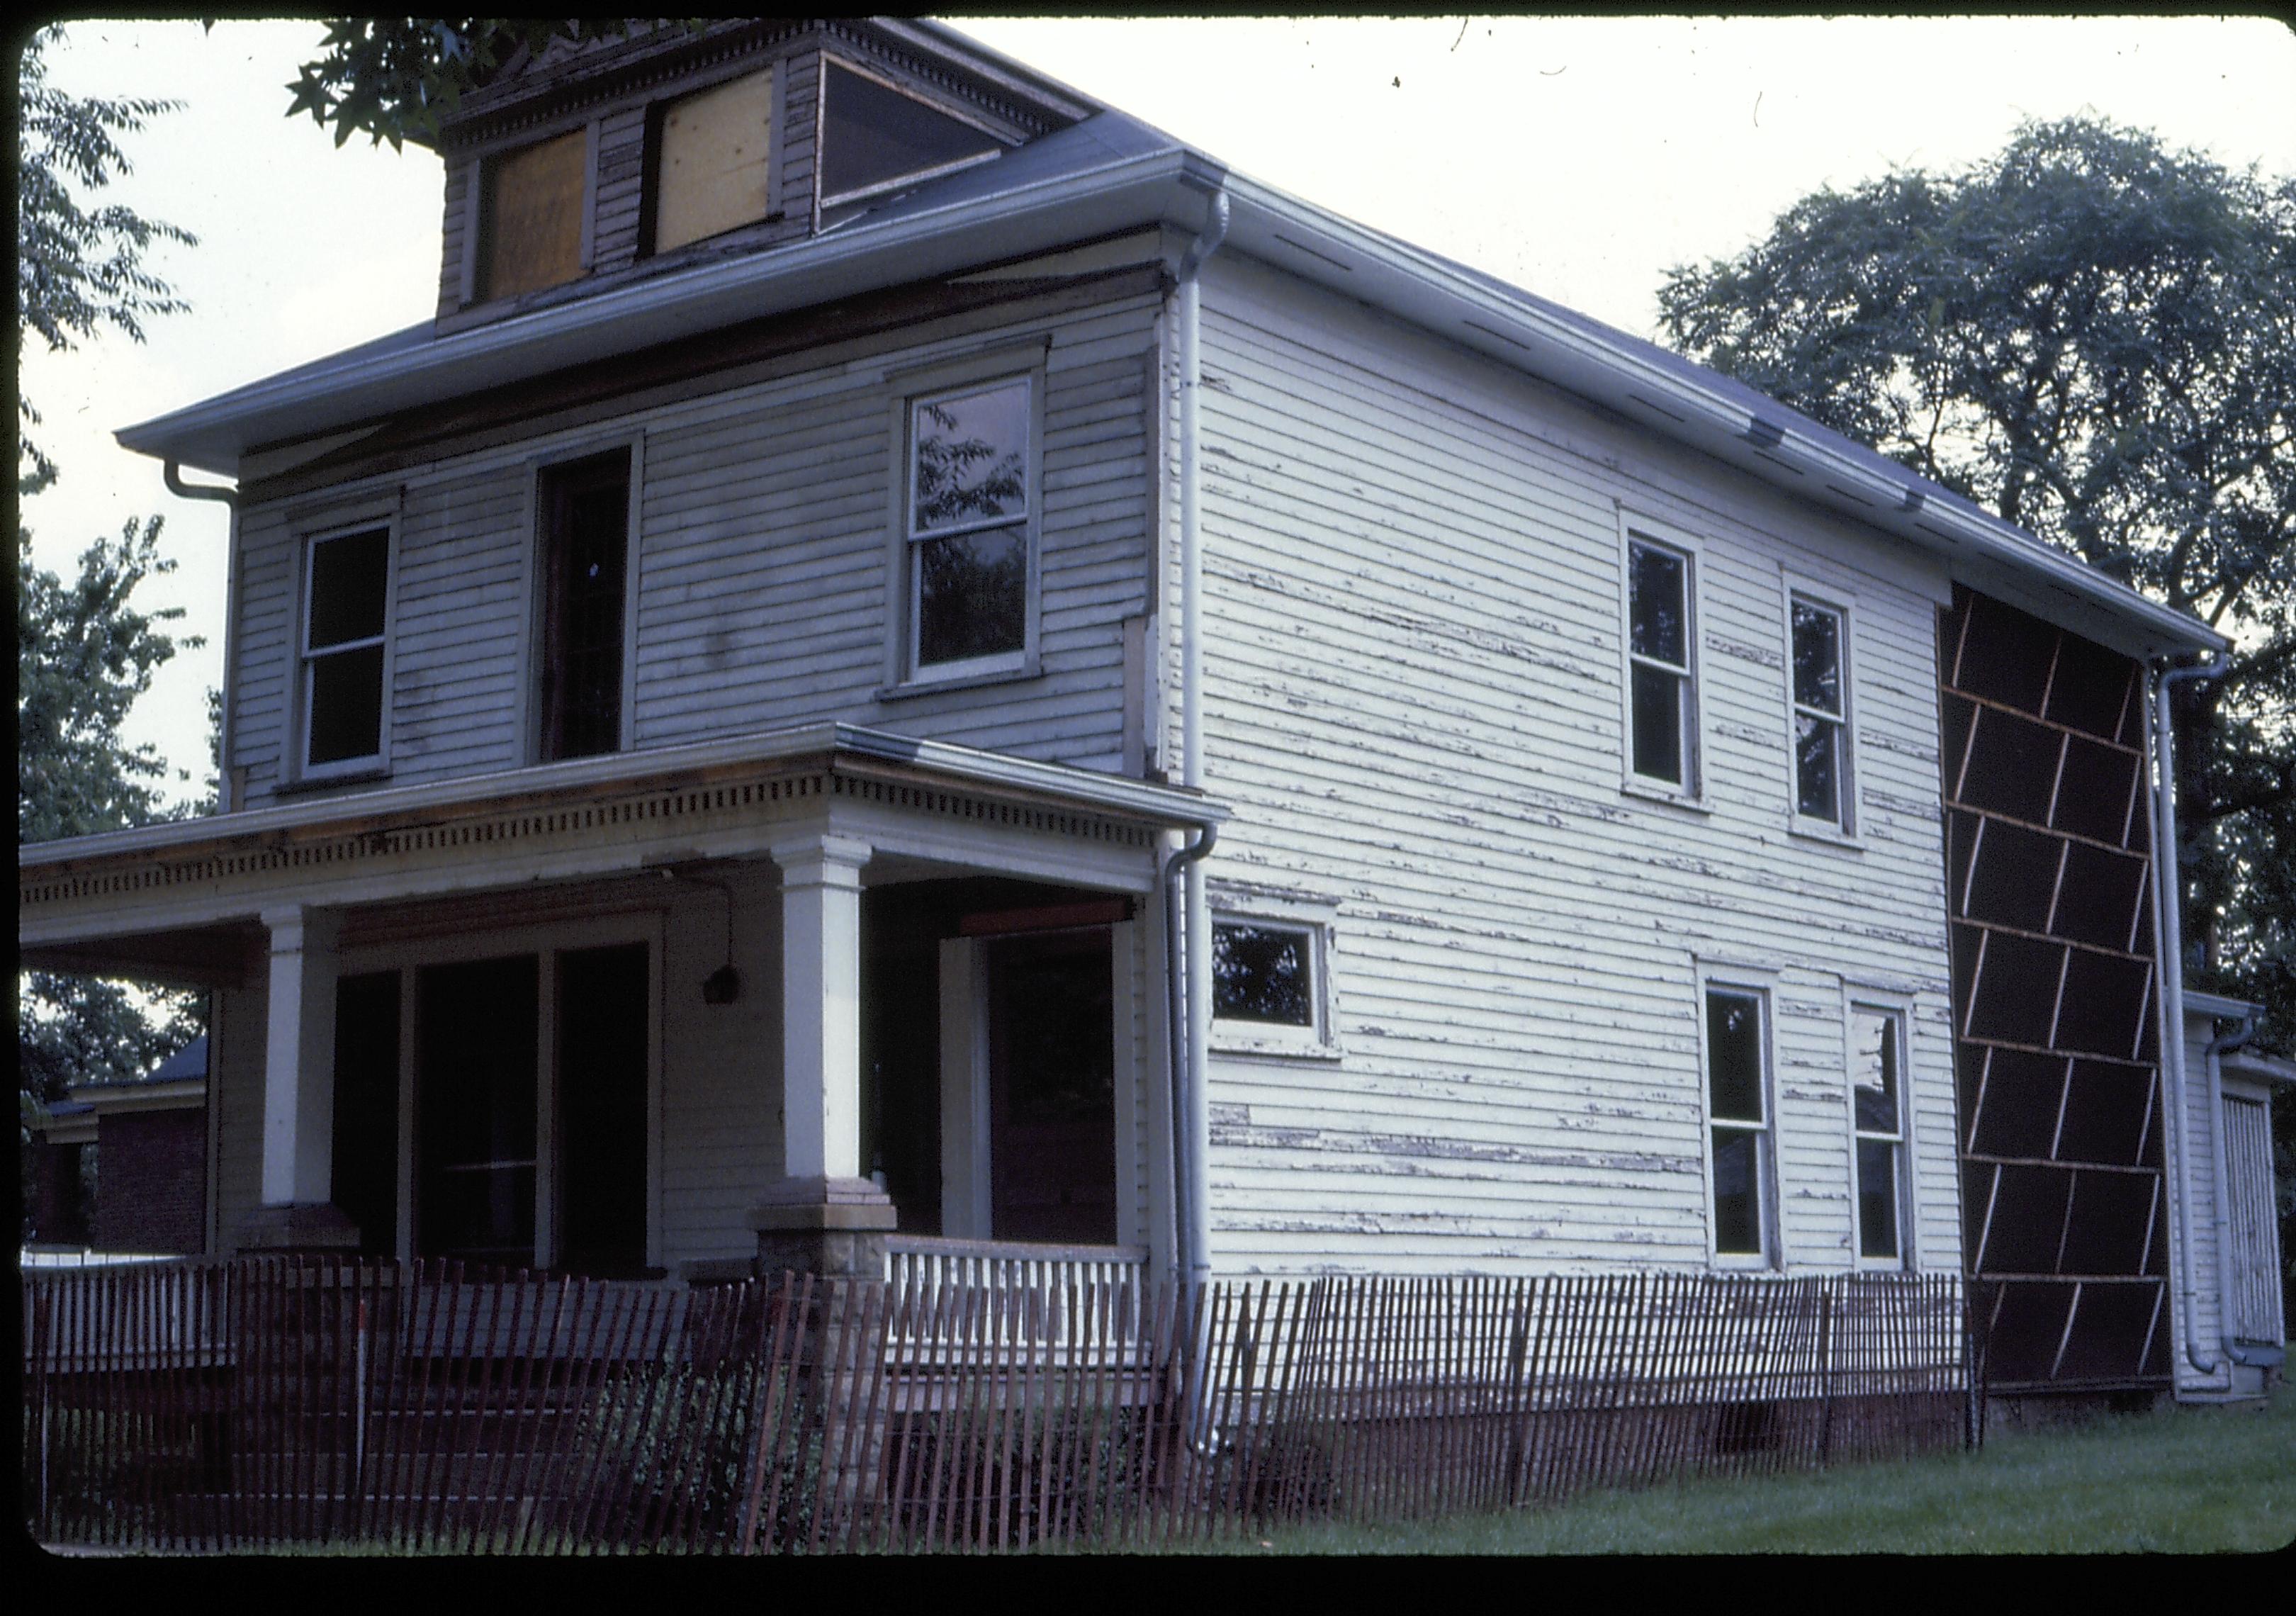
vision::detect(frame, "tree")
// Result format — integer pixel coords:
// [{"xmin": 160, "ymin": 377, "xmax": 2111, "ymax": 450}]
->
[
  {"xmin": 1657, "ymin": 115, "xmax": 2296, "ymax": 1303},
  {"xmin": 16, "ymin": 28, "xmax": 205, "ymax": 1227}
]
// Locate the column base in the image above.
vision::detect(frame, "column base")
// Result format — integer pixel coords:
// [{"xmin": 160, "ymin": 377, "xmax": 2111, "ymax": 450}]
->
[
  {"xmin": 750, "ymin": 1177, "xmax": 897, "ymax": 1278},
  {"xmin": 235, "ymin": 1201, "xmax": 362, "ymax": 1255}
]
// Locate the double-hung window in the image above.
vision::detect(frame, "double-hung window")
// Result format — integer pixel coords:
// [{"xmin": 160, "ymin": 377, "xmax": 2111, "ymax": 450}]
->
[
  {"xmin": 1626, "ymin": 535, "xmax": 1697, "ymax": 792},
  {"xmin": 1848, "ymin": 1004, "xmax": 1910, "ymax": 1266},
  {"xmin": 1703, "ymin": 984, "xmax": 1775, "ymax": 1264},
  {"xmin": 904, "ymin": 376, "xmax": 1034, "ymax": 681},
  {"xmin": 300, "ymin": 524, "xmax": 392, "ymax": 778},
  {"xmin": 1790, "ymin": 595, "xmax": 1852, "ymax": 828}
]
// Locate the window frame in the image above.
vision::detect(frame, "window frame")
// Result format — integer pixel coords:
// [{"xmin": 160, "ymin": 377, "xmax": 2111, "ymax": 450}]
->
[
  {"xmin": 813, "ymin": 55, "xmax": 1009, "ymax": 221},
  {"xmin": 1206, "ymin": 894, "xmax": 1340, "ymax": 1060},
  {"xmin": 1696, "ymin": 965, "xmax": 1780, "ymax": 1270},
  {"xmin": 1782, "ymin": 576, "xmax": 1859, "ymax": 841},
  {"xmin": 1843, "ymin": 992, "xmax": 1916, "ymax": 1272},
  {"xmin": 879, "ymin": 346, "xmax": 1047, "ymax": 696},
  {"xmin": 644, "ymin": 59, "xmax": 784, "ymax": 258},
  {"xmin": 524, "ymin": 435, "xmax": 643, "ymax": 765},
  {"xmin": 292, "ymin": 507, "xmax": 400, "ymax": 785},
  {"xmin": 1617, "ymin": 515, "xmax": 1706, "ymax": 805},
  {"xmin": 466, "ymin": 118, "xmax": 599, "ymax": 308}
]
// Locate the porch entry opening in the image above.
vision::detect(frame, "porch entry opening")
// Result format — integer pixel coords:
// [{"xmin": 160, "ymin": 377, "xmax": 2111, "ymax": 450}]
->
[
  {"xmin": 331, "ymin": 943, "xmax": 649, "ymax": 1273},
  {"xmin": 986, "ymin": 927, "xmax": 1117, "ymax": 1243}
]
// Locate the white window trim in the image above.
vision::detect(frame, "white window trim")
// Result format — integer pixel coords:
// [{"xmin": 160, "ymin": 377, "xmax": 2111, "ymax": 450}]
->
[
  {"xmin": 336, "ymin": 910, "xmax": 665, "ymax": 1272},
  {"xmin": 879, "ymin": 345, "xmax": 1047, "ymax": 697},
  {"xmin": 1782, "ymin": 571, "xmax": 1862, "ymax": 845},
  {"xmin": 291, "ymin": 503, "xmax": 401, "ymax": 786},
  {"xmin": 520, "ymin": 433, "xmax": 645, "ymax": 765},
  {"xmin": 1843, "ymin": 987, "xmax": 1918, "ymax": 1272},
  {"xmin": 1207, "ymin": 891, "xmax": 1341, "ymax": 1060},
  {"xmin": 1617, "ymin": 511, "xmax": 1706, "ymax": 808},
  {"xmin": 1695, "ymin": 961, "xmax": 1780, "ymax": 1271}
]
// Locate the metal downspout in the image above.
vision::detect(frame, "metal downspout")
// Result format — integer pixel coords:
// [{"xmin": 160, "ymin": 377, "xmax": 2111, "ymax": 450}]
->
[
  {"xmin": 2149, "ymin": 651, "xmax": 2227, "ymax": 1379},
  {"xmin": 164, "ymin": 461, "xmax": 241, "ymax": 812}
]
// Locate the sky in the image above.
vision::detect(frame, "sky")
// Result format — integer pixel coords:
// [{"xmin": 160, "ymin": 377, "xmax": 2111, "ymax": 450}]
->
[{"xmin": 19, "ymin": 16, "xmax": 2296, "ymax": 811}]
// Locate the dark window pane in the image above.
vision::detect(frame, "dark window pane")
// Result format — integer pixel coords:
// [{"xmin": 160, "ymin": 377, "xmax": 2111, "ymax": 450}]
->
[
  {"xmin": 1795, "ymin": 713, "xmax": 1840, "ymax": 821},
  {"xmin": 1791, "ymin": 601, "xmax": 1841, "ymax": 714},
  {"xmin": 1631, "ymin": 663, "xmax": 1684, "ymax": 785},
  {"xmin": 1212, "ymin": 924, "xmax": 1314, "ymax": 1026},
  {"xmin": 821, "ymin": 64, "xmax": 1001, "ymax": 199},
  {"xmin": 332, "ymin": 972, "xmax": 400, "ymax": 1259},
  {"xmin": 416, "ymin": 955, "xmax": 539, "ymax": 1264},
  {"xmin": 308, "ymin": 529, "xmax": 388, "ymax": 649},
  {"xmin": 1857, "ymin": 1139, "xmax": 1901, "ymax": 1259},
  {"xmin": 307, "ymin": 644, "xmax": 384, "ymax": 765},
  {"xmin": 1851, "ymin": 1008, "xmax": 1900, "ymax": 1135},
  {"xmin": 557, "ymin": 944, "xmax": 648, "ymax": 1277},
  {"xmin": 913, "ymin": 383, "xmax": 1028, "ymax": 532},
  {"xmin": 917, "ymin": 526, "xmax": 1026, "ymax": 665},
  {"xmin": 1628, "ymin": 542, "xmax": 1687, "ymax": 665},
  {"xmin": 1706, "ymin": 991, "xmax": 1765, "ymax": 1123},
  {"xmin": 540, "ymin": 454, "xmax": 629, "ymax": 761},
  {"xmin": 1711, "ymin": 1127, "xmax": 1762, "ymax": 1255}
]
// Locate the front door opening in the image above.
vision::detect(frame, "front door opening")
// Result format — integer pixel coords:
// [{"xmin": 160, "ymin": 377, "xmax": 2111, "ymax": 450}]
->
[
  {"xmin": 986, "ymin": 928, "xmax": 1116, "ymax": 1244},
  {"xmin": 415, "ymin": 955, "xmax": 539, "ymax": 1264},
  {"xmin": 555, "ymin": 942, "xmax": 650, "ymax": 1277}
]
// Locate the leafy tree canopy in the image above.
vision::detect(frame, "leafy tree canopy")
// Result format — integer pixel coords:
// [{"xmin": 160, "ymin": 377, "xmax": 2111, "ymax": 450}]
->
[{"xmin": 1658, "ymin": 116, "xmax": 2296, "ymax": 1035}]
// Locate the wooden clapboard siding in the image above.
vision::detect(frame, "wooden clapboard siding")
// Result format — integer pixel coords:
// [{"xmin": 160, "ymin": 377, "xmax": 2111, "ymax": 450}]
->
[
  {"xmin": 1193, "ymin": 252, "xmax": 1959, "ymax": 1279},
  {"xmin": 229, "ymin": 284, "xmax": 1161, "ymax": 804},
  {"xmin": 590, "ymin": 103, "xmax": 651, "ymax": 272}
]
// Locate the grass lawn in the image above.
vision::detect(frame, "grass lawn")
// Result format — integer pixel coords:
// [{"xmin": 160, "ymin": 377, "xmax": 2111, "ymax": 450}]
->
[{"xmin": 1213, "ymin": 1388, "xmax": 2296, "ymax": 1554}]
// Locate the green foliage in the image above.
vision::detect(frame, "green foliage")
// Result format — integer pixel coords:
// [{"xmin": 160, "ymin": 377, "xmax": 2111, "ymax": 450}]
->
[
  {"xmin": 281, "ymin": 19, "xmax": 675, "ymax": 149},
  {"xmin": 16, "ymin": 27, "xmax": 195, "ymax": 495},
  {"xmin": 1657, "ymin": 121, "xmax": 2296, "ymax": 1208}
]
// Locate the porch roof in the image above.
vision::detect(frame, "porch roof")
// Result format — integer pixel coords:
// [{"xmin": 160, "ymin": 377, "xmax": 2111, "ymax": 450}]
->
[{"xmin": 19, "ymin": 723, "xmax": 1225, "ymax": 975}]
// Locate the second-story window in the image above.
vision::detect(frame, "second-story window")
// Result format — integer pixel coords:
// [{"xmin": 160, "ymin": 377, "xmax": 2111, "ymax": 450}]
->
[
  {"xmin": 1628, "ymin": 537, "xmax": 1696, "ymax": 790},
  {"xmin": 1791, "ymin": 596, "xmax": 1851, "ymax": 827},
  {"xmin": 480, "ymin": 129, "xmax": 587, "ymax": 302},
  {"xmin": 907, "ymin": 378, "xmax": 1032, "ymax": 679},
  {"xmin": 537, "ymin": 451, "xmax": 631, "ymax": 761},
  {"xmin": 301, "ymin": 526, "xmax": 392, "ymax": 776}
]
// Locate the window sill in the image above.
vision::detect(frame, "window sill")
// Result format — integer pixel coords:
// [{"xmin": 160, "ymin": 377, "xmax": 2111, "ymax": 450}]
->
[
  {"xmin": 1786, "ymin": 818, "xmax": 1865, "ymax": 851},
  {"xmin": 274, "ymin": 765, "xmax": 392, "ymax": 796},
  {"xmin": 877, "ymin": 658, "xmax": 1041, "ymax": 702},
  {"xmin": 1210, "ymin": 1030, "xmax": 1345, "ymax": 1063},
  {"xmin": 1619, "ymin": 778, "xmax": 1711, "ymax": 815}
]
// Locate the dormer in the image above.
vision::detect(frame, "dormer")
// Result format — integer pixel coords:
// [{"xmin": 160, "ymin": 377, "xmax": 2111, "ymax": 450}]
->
[{"xmin": 430, "ymin": 19, "xmax": 1098, "ymax": 332}]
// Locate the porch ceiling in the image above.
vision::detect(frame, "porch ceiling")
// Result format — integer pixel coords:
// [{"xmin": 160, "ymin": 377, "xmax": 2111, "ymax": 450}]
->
[{"xmin": 19, "ymin": 723, "xmax": 1225, "ymax": 960}]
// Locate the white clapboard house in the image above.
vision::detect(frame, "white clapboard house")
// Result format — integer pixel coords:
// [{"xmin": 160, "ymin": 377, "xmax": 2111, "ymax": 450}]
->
[{"xmin": 20, "ymin": 21, "xmax": 2280, "ymax": 1403}]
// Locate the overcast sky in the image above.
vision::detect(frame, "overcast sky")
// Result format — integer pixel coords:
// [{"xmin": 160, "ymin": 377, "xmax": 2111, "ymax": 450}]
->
[{"xmin": 20, "ymin": 16, "xmax": 2296, "ymax": 809}]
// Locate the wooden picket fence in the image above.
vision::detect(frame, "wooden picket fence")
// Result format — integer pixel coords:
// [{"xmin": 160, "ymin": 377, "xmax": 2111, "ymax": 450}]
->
[{"xmin": 22, "ymin": 1259, "xmax": 1972, "ymax": 1552}]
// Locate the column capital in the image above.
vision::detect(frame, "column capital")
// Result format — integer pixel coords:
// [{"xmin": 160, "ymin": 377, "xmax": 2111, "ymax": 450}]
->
[
  {"xmin": 769, "ymin": 831, "xmax": 873, "ymax": 885},
  {"xmin": 259, "ymin": 904, "xmax": 341, "ymax": 953}
]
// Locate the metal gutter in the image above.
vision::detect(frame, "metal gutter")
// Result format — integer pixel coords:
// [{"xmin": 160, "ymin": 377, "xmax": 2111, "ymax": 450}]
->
[{"xmin": 18, "ymin": 721, "xmax": 1229, "ymax": 875}]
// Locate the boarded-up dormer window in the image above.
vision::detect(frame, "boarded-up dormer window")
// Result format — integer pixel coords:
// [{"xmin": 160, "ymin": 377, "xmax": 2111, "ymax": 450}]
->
[
  {"xmin": 820, "ymin": 63, "xmax": 1000, "ymax": 206},
  {"xmin": 652, "ymin": 67, "xmax": 777, "ymax": 254},
  {"xmin": 480, "ymin": 129, "xmax": 587, "ymax": 301}
]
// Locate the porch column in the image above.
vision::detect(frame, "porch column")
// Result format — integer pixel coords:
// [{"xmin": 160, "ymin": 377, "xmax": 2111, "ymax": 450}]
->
[
  {"xmin": 751, "ymin": 832, "xmax": 894, "ymax": 1275},
  {"xmin": 237, "ymin": 904, "xmax": 359, "ymax": 1251}
]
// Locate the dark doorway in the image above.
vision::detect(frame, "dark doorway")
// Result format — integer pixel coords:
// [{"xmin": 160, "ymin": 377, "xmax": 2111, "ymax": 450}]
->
[
  {"xmin": 987, "ymin": 928, "xmax": 1116, "ymax": 1243},
  {"xmin": 537, "ymin": 451, "xmax": 630, "ymax": 761},
  {"xmin": 331, "ymin": 970, "xmax": 402, "ymax": 1258},
  {"xmin": 555, "ymin": 943, "xmax": 651, "ymax": 1276},
  {"xmin": 415, "ymin": 955, "xmax": 539, "ymax": 1264}
]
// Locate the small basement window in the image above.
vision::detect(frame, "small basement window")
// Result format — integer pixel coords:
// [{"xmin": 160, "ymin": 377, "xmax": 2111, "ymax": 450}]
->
[
  {"xmin": 480, "ymin": 128, "xmax": 587, "ymax": 302},
  {"xmin": 651, "ymin": 67, "xmax": 777, "ymax": 254},
  {"xmin": 300, "ymin": 526, "xmax": 391, "ymax": 775},
  {"xmin": 820, "ymin": 62, "xmax": 1001, "ymax": 211}
]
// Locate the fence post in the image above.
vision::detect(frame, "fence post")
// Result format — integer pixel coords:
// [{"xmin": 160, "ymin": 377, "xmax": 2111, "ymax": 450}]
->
[{"xmin": 1817, "ymin": 1283, "xmax": 1835, "ymax": 1466}]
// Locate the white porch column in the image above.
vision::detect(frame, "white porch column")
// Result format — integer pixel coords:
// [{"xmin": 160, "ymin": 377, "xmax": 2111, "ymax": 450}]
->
[
  {"xmin": 770, "ymin": 832, "xmax": 872, "ymax": 1179},
  {"xmin": 240, "ymin": 904, "xmax": 359, "ymax": 1250}
]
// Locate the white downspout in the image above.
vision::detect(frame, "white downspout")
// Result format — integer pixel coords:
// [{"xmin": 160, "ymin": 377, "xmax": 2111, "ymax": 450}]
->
[
  {"xmin": 165, "ymin": 461, "xmax": 241, "ymax": 812},
  {"xmin": 2149, "ymin": 651, "xmax": 2227, "ymax": 1381},
  {"xmin": 1176, "ymin": 191, "xmax": 1229, "ymax": 1301}
]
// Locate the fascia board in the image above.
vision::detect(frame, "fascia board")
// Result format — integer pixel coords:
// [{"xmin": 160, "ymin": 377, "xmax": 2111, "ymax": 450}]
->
[
  {"xmin": 1219, "ymin": 176, "xmax": 2224, "ymax": 661},
  {"xmin": 116, "ymin": 150, "xmax": 1209, "ymax": 478},
  {"xmin": 18, "ymin": 722, "xmax": 1226, "ymax": 873}
]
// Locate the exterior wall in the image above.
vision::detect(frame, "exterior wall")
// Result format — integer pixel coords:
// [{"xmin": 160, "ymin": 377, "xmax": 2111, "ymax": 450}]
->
[
  {"xmin": 1190, "ymin": 253, "xmax": 1961, "ymax": 1277},
  {"xmin": 227, "ymin": 280, "xmax": 1161, "ymax": 807},
  {"xmin": 90, "ymin": 1109, "xmax": 207, "ymax": 1255},
  {"xmin": 1938, "ymin": 585, "xmax": 2168, "ymax": 1392},
  {"xmin": 2167, "ymin": 1021, "xmax": 2287, "ymax": 1401}
]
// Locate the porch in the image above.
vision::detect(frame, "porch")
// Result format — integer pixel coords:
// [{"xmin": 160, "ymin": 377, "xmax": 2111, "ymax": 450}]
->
[{"xmin": 18, "ymin": 723, "xmax": 1223, "ymax": 1281}]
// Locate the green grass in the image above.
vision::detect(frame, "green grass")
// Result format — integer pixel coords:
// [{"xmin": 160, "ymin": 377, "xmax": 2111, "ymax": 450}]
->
[{"xmin": 1211, "ymin": 1391, "xmax": 2296, "ymax": 1554}]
